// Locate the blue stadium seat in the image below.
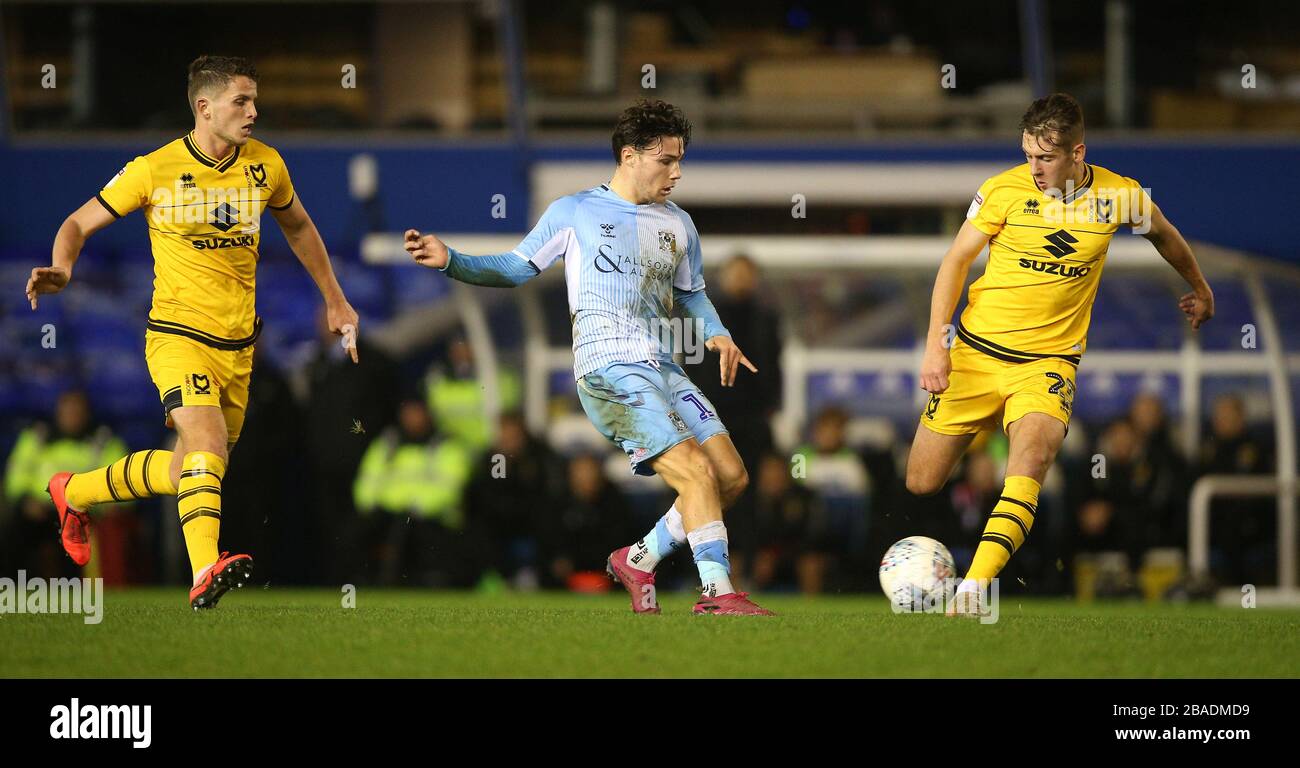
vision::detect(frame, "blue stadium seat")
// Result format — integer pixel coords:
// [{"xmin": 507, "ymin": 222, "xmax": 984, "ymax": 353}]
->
[
  {"xmin": 1089, "ymin": 277, "xmax": 1182, "ymax": 349},
  {"xmin": 807, "ymin": 371, "xmax": 919, "ymax": 422},
  {"xmin": 1075, "ymin": 372, "xmax": 1180, "ymax": 422}
]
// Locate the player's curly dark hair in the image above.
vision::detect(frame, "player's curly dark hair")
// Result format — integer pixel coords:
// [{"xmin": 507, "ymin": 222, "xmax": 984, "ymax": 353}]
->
[
  {"xmin": 187, "ymin": 55, "xmax": 258, "ymax": 115},
  {"xmin": 1020, "ymin": 92, "xmax": 1084, "ymax": 150},
  {"xmin": 611, "ymin": 99, "xmax": 692, "ymax": 164}
]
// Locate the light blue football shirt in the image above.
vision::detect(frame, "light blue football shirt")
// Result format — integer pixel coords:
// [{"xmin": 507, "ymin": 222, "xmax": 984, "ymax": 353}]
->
[{"xmin": 509, "ymin": 184, "xmax": 712, "ymax": 380}]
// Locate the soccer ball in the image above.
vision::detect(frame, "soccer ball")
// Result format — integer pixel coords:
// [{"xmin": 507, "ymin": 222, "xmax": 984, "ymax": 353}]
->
[{"xmin": 878, "ymin": 536, "xmax": 956, "ymax": 612}]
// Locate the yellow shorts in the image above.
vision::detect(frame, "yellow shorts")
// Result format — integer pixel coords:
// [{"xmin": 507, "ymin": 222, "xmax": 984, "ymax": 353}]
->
[
  {"xmin": 919, "ymin": 338, "xmax": 1077, "ymax": 436},
  {"xmin": 144, "ymin": 330, "xmax": 255, "ymax": 444}
]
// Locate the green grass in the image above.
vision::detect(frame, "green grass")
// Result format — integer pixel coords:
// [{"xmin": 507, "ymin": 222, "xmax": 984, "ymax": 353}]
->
[{"xmin": 3, "ymin": 588, "xmax": 1299, "ymax": 677}]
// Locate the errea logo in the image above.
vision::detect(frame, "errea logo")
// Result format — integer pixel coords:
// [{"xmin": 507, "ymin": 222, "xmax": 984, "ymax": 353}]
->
[
  {"xmin": 49, "ymin": 698, "xmax": 151, "ymax": 749},
  {"xmin": 1023, "ymin": 198, "xmax": 1040, "ymax": 214}
]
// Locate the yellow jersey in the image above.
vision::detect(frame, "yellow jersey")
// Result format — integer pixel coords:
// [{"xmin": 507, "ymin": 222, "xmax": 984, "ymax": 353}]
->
[
  {"xmin": 96, "ymin": 132, "xmax": 295, "ymax": 350},
  {"xmin": 960, "ymin": 162, "xmax": 1150, "ymax": 365}
]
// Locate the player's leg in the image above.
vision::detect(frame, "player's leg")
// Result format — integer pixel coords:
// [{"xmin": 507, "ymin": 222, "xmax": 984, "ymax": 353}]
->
[
  {"xmin": 956, "ymin": 359, "xmax": 1074, "ymax": 610},
  {"xmin": 61, "ymin": 446, "xmax": 179, "ymax": 510},
  {"xmin": 697, "ymin": 435, "xmax": 748, "ymax": 509},
  {"xmin": 961, "ymin": 412, "xmax": 1063, "ymax": 585},
  {"xmin": 183, "ymin": 344, "xmax": 256, "ymax": 609},
  {"xmin": 48, "ymin": 333, "xmax": 198, "ymax": 565},
  {"xmin": 624, "ymin": 370, "xmax": 746, "ymax": 577},
  {"xmin": 905, "ymin": 340, "xmax": 998, "ymax": 497},
  {"xmin": 170, "ymin": 404, "xmax": 230, "ymax": 582},
  {"xmin": 904, "ymin": 425, "xmax": 975, "ymax": 497},
  {"xmin": 650, "ymin": 439, "xmax": 773, "ymax": 614},
  {"xmin": 50, "ymin": 445, "xmax": 178, "ymax": 566},
  {"xmin": 578, "ymin": 363, "xmax": 687, "ymax": 612}
]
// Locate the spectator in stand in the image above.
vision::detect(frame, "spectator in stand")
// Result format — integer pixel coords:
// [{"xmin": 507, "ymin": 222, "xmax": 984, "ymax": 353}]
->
[
  {"xmin": 425, "ymin": 335, "xmax": 521, "ymax": 454},
  {"xmin": 3, "ymin": 390, "xmax": 130, "ymax": 580},
  {"xmin": 301, "ymin": 308, "xmax": 401, "ymax": 583},
  {"xmin": 222, "ymin": 348, "xmax": 303, "ymax": 584},
  {"xmin": 462, "ymin": 411, "xmax": 566, "ymax": 590},
  {"xmin": 1127, "ymin": 391, "xmax": 1189, "ymax": 548},
  {"xmin": 545, "ymin": 454, "xmax": 635, "ymax": 590},
  {"xmin": 1198, "ymin": 394, "xmax": 1274, "ymax": 585},
  {"xmin": 353, "ymin": 398, "xmax": 473, "ymax": 586},
  {"xmin": 795, "ymin": 406, "xmax": 870, "ymax": 580},
  {"xmin": 750, "ymin": 453, "xmax": 829, "ymax": 594}
]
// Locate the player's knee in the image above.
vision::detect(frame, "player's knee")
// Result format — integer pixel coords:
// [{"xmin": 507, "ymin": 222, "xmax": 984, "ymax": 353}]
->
[
  {"xmin": 688, "ymin": 455, "xmax": 720, "ymax": 498},
  {"xmin": 719, "ymin": 465, "xmax": 749, "ymax": 506},
  {"xmin": 183, "ymin": 435, "xmax": 228, "ymax": 465},
  {"xmin": 1015, "ymin": 444, "xmax": 1055, "ymax": 478},
  {"xmin": 905, "ymin": 469, "xmax": 943, "ymax": 497}
]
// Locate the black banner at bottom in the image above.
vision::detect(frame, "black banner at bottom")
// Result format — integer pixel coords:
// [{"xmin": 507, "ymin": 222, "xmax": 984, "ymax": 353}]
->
[{"xmin": 0, "ymin": 678, "xmax": 1289, "ymax": 753}]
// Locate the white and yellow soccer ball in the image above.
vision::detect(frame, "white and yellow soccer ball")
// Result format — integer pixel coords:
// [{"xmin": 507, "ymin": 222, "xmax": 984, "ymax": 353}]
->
[{"xmin": 878, "ymin": 536, "xmax": 956, "ymax": 612}]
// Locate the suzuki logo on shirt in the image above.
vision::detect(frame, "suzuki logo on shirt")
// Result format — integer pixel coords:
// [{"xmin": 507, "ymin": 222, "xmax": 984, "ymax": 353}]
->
[{"xmin": 593, "ymin": 243, "xmax": 673, "ymax": 279}]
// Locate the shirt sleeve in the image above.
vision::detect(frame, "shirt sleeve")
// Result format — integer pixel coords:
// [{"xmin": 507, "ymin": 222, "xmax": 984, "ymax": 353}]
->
[
  {"xmin": 96, "ymin": 156, "xmax": 152, "ymax": 218},
  {"xmin": 965, "ymin": 176, "xmax": 1007, "ymax": 237},
  {"xmin": 266, "ymin": 149, "xmax": 296, "ymax": 211},
  {"xmin": 673, "ymin": 210, "xmax": 706, "ymax": 292},
  {"xmin": 511, "ymin": 198, "xmax": 573, "ymax": 271}
]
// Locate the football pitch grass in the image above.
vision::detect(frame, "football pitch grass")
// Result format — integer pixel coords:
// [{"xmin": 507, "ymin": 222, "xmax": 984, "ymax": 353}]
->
[{"xmin": 4, "ymin": 588, "xmax": 1299, "ymax": 678}]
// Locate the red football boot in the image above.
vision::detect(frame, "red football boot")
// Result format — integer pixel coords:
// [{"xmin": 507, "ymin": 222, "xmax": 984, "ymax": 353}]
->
[
  {"xmin": 46, "ymin": 472, "xmax": 91, "ymax": 566},
  {"xmin": 692, "ymin": 591, "xmax": 775, "ymax": 616},
  {"xmin": 606, "ymin": 545, "xmax": 661, "ymax": 614},
  {"xmin": 190, "ymin": 552, "xmax": 254, "ymax": 610}
]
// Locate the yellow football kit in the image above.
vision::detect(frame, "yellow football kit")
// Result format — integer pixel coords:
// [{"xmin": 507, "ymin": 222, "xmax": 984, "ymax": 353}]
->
[
  {"xmin": 95, "ymin": 132, "xmax": 294, "ymax": 442},
  {"xmin": 922, "ymin": 162, "xmax": 1151, "ymax": 435}
]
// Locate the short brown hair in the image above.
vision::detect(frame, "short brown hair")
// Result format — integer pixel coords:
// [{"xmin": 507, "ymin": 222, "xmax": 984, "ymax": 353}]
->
[
  {"xmin": 187, "ymin": 55, "xmax": 258, "ymax": 115},
  {"xmin": 1020, "ymin": 92, "xmax": 1084, "ymax": 151},
  {"xmin": 611, "ymin": 99, "xmax": 691, "ymax": 164}
]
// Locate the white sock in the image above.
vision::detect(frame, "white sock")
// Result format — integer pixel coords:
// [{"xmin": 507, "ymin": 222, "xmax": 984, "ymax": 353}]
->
[
  {"xmin": 687, "ymin": 520, "xmax": 734, "ymax": 597},
  {"xmin": 627, "ymin": 504, "xmax": 687, "ymax": 573}
]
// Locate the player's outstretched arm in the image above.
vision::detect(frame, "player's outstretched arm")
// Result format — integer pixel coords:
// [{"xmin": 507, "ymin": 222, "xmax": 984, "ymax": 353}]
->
[
  {"xmin": 271, "ymin": 197, "xmax": 361, "ymax": 363},
  {"xmin": 920, "ymin": 220, "xmax": 990, "ymax": 394},
  {"xmin": 27, "ymin": 198, "xmax": 117, "ymax": 309},
  {"xmin": 1141, "ymin": 203, "xmax": 1214, "ymax": 330},
  {"xmin": 404, "ymin": 229, "xmax": 541, "ymax": 288}
]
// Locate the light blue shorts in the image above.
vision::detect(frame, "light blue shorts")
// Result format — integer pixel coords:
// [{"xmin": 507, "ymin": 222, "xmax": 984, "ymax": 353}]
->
[{"xmin": 577, "ymin": 360, "xmax": 729, "ymax": 476}]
